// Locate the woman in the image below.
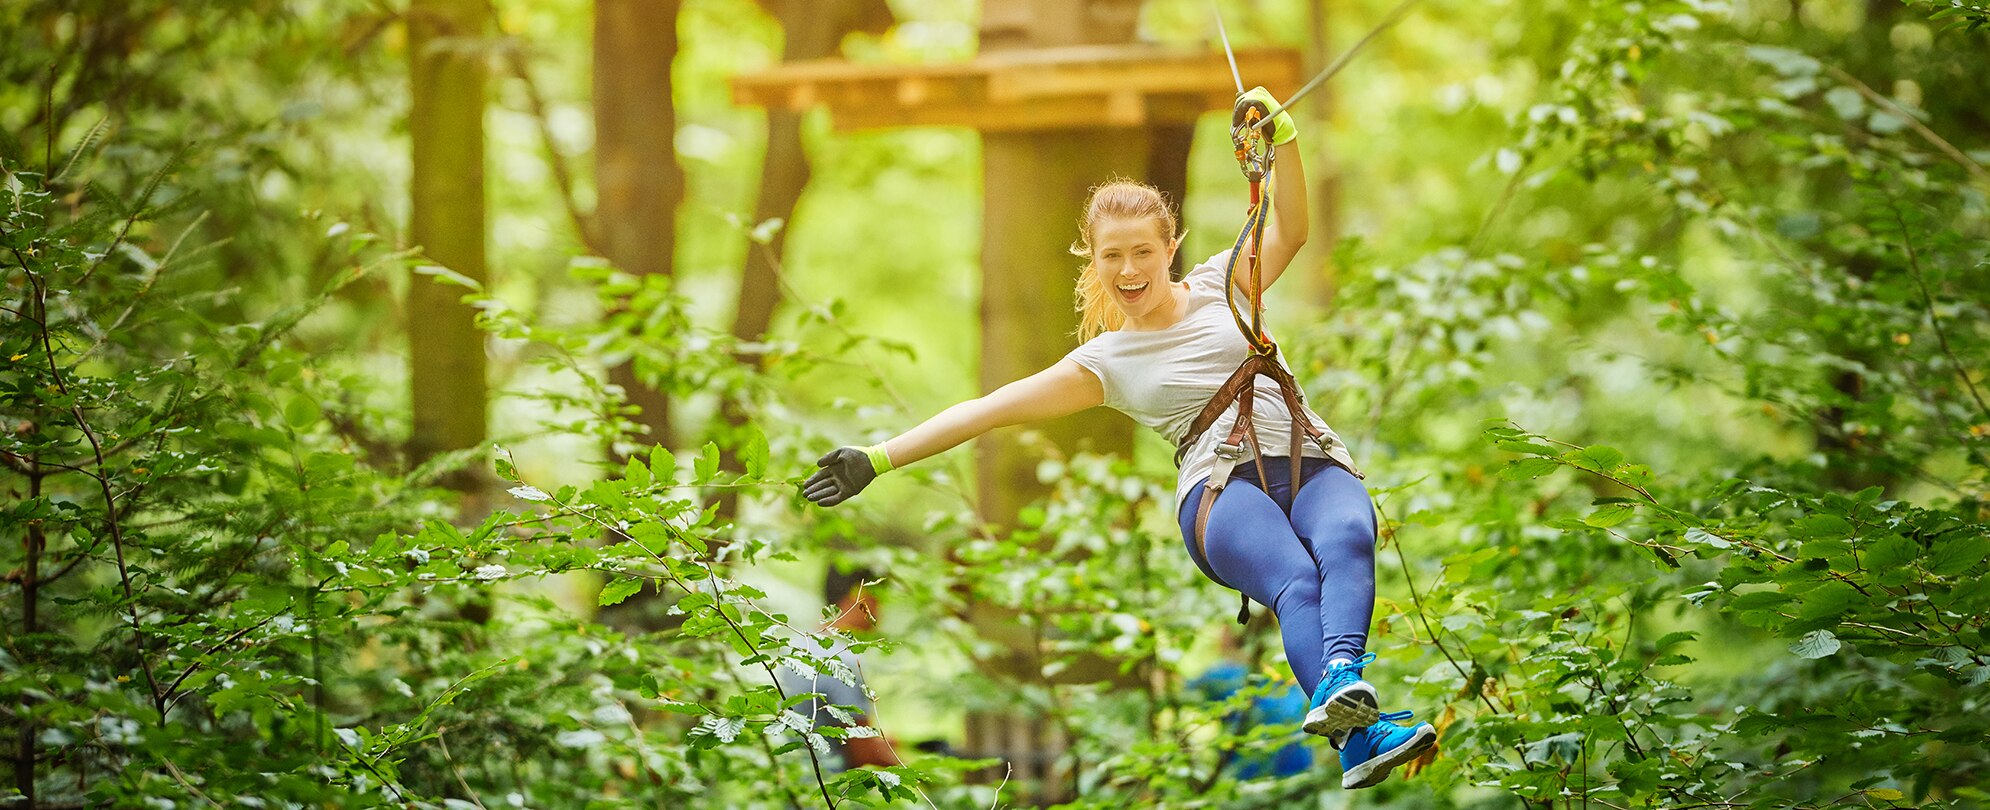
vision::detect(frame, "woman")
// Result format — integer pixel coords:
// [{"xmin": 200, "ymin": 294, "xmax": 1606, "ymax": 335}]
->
[{"xmin": 802, "ymin": 87, "xmax": 1436, "ymax": 790}]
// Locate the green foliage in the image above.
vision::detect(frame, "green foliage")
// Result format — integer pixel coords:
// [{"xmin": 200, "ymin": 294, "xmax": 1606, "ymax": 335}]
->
[
  {"xmin": 6, "ymin": 0, "xmax": 1989, "ymax": 808},
  {"xmin": 0, "ymin": 146, "xmax": 452, "ymax": 804}
]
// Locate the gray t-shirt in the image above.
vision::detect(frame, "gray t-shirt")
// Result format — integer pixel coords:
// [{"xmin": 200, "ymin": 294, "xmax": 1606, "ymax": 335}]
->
[{"xmin": 1064, "ymin": 250, "xmax": 1361, "ymax": 510}]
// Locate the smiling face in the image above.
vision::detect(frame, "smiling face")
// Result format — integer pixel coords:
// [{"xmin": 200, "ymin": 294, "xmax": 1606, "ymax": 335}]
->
[
  {"xmin": 1071, "ymin": 179, "xmax": 1183, "ymax": 341},
  {"xmin": 1091, "ymin": 216, "xmax": 1181, "ymax": 326}
]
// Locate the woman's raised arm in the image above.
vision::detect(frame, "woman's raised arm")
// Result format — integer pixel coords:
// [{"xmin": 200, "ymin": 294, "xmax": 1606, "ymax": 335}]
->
[
  {"xmin": 1226, "ymin": 86, "xmax": 1310, "ymax": 297},
  {"xmin": 803, "ymin": 360, "xmax": 1104, "ymax": 507},
  {"xmin": 1253, "ymin": 139, "xmax": 1309, "ymax": 292}
]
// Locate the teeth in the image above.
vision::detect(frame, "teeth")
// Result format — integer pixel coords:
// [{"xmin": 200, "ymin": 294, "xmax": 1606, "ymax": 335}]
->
[{"xmin": 1117, "ymin": 282, "xmax": 1149, "ymax": 292}]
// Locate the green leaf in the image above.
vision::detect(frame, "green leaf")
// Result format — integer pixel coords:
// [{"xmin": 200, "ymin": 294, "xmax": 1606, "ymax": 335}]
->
[
  {"xmin": 1797, "ymin": 581, "xmax": 1859, "ymax": 621},
  {"xmin": 1733, "ymin": 712, "xmax": 1789, "ymax": 736},
  {"xmin": 1927, "ymin": 535, "xmax": 1989, "ymax": 576},
  {"xmin": 650, "ymin": 445, "xmax": 676, "ymax": 485},
  {"xmin": 1823, "ymin": 86, "xmax": 1865, "ymax": 119},
  {"xmin": 597, "ymin": 577, "xmax": 644, "ymax": 607},
  {"xmin": 741, "ymin": 427, "xmax": 770, "ymax": 479},
  {"xmin": 1501, "ymin": 458, "xmax": 1561, "ymax": 480},
  {"xmin": 1792, "ymin": 514, "xmax": 1854, "ymax": 540},
  {"xmin": 1745, "ymin": 45, "xmax": 1821, "ymax": 77},
  {"xmin": 696, "ymin": 442, "xmax": 722, "ymax": 482},
  {"xmin": 657, "ymin": 699, "xmax": 706, "ymax": 715},
  {"xmin": 1865, "ymin": 535, "xmax": 1918, "ymax": 569},
  {"xmin": 1573, "ymin": 446, "xmax": 1625, "ymax": 472},
  {"xmin": 413, "ymin": 263, "xmax": 483, "ymax": 291},
  {"xmin": 1729, "ymin": 590, "xmax": 1793, "ymax": 611},
  {"xmin": 588, "ymin": 479, "xmax": 630, "ymax": 510},
  {"xmin": 1685, "ymin": 528, "xmax": 1733, "ymax": 549},
  {"xmin": 1584, "ymin": 503, "xmax": 1636, "ymax": 528},
  {"xmin": 1789, "ymin": 629, "xmax": 1841, "ymax": 659},
  {"xmin": 1653, "ymin": 631, "xmax": 1697, "ymax": 651},
  {"xmin": 283, "ymin": 395, "xmax": 319, "ymax": 430},
  {"xmin": 691, "ymin": 716, "xmax": 745, "ymax": 745},
  {"xmin": 1497, "ymin": 440, "xmax": 1560, "ymax": 456},
  {"xmin": 1800, "ymin": 538, "xmax": 1851, "ymax": 562},
  {"xmin": 638, "ymin": 673, "xmax": 660, "ymax": 699},
  {"xmin": 1618, "ymin": 464, "xmax": 1656, "ymax": 489},
  {"xmin": 625, "ymin": 455, "xmax": 651, "ymax": 489}
]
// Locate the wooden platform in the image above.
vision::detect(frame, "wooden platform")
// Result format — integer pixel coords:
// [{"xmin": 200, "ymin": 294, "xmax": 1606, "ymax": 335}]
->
[{"xmin": 729, "ymin": 44, "xmax": 1302, "ymax": 132}]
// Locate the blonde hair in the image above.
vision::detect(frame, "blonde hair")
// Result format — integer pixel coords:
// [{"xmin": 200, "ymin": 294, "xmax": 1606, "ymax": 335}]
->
[{"xmin": 1069, "ymin": 179, "xmax": 1182, "ymax": 342}]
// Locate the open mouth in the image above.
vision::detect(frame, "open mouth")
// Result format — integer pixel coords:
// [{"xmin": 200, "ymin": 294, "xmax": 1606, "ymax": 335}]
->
[{"xmin": 1116, "ymin": 281, "xmax": 1150, "ymax": 302}]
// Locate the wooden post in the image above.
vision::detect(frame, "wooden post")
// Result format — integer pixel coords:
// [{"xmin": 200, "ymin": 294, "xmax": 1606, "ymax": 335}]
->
[
  {"xmin": 1306, "ymin": 0, "xmax": 1345, "ymax": 305},
  {"xmin": 975, "ymin": 129, "xmax": 1141, "ymax": 523}
]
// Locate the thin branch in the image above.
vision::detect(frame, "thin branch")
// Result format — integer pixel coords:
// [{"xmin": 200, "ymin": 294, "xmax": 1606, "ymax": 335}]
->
[
  {"xmin": 435, "ymin": 728, "xmax": 490, "ymax": 810},
  {"xmin": 79, "ymin": 210, "xmax": 211, "ymax": 362},
  {"xmin": 332, "ymin": 734, "xmax": 411, "ymax": 804},
  {"xmin": 160, "ymin": 608, "xmax": 290, "ymax": 716},
  {"xmin": 1376, "ymin": 498, "xmax": 1508, "ymax": 716},
  {"xmin": 1823, "ymin": 64, "xmax": 1990, "ymax": 190},
  {"xmin": 74, "ymin": 144, "xmax": 180, "ymax": 287},
  {"xmin": 160, "ymin": 757, "xmax": 223, "ymax": 808},
  {"xmin": 712, "ymin": 652, "xmax": 812, "ymax": 810},
  {"xmin": 1883, "ymin": 192, "xmax": 1990, "ymax": 423}
]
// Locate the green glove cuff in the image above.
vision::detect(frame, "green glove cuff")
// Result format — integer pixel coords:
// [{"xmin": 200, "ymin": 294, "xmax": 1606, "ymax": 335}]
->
[
  {"xmin": 859, "ymin": 443, "xmax": 894, "ymax": 475},
  {"xmin": 1268, "ymin": 105, "xmax": 1296, "ymax": 146},
  {"xmin": 1241, "ymin": 86, "xmax": 1297, "ymax": 146}
]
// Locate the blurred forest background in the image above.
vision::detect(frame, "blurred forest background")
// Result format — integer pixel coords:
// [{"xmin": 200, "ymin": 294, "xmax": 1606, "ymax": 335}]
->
[{"xmin": 3, "ymin": 0, "xmax": 1988, "ymax": 807}]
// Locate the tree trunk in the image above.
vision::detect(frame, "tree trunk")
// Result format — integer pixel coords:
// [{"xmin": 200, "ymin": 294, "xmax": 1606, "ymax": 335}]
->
[
  {"xmin": 596, "ymin": 0, "xmax": 684, "ymax": 451},
  {"xmin": 407, "ymin": 0, "xmax": 489, "ymax": 487}
]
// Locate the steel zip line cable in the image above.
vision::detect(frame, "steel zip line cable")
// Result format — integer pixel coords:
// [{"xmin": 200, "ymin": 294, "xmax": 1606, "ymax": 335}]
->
[
  {"xmin": 1211, "ymin": 0, "xmax": 1245, "ymax": 94},
  {"xmin": 1201, "ymin": 0, "xmax": 1427, "ymax": 130}
]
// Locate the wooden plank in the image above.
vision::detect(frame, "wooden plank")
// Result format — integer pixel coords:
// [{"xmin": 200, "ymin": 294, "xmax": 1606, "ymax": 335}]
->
[
  {"xmin": 826, "ymin": 90, "xmax": 1241, "ymax": 132},
  {"xmin": 730, "ymin": 45, "xmax": 1303, "ymax": 132}
]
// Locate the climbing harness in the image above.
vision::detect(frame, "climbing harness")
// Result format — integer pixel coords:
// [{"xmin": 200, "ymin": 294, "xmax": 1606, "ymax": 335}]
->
[
  {"xmin": 1178, "ymin": 0, "xmax": 1418, "ymax": 624},
  {"xmin": 1177, "ymin": 109, "xmax": 1344, "ymax": 625}
]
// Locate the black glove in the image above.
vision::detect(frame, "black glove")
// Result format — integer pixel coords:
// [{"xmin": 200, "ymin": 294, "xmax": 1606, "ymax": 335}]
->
[{"xmin": 803, "ymin": 447, "xmax": 878, "ymax": 507}]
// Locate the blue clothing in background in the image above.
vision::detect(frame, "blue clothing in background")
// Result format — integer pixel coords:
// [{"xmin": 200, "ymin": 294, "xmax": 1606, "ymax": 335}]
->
[{"xmin": 1189, "ymin": 662, "xmax": 1312, "ymax": 779}]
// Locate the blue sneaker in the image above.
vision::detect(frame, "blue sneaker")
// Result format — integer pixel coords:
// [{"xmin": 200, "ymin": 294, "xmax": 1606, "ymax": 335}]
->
[
  {"xmin": 1303, "ymin": 653, "xmax": 1380, "ymax": 738},
  {"xmin": 1339, "ymin": 710, "xmax": 1438, "ymax": 790}
]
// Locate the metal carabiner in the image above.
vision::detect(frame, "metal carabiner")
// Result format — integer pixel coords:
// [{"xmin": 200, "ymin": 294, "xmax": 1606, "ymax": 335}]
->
[{"xmin": 1230, "ymin": 94, "xmax": 1276, "ymax": 183}]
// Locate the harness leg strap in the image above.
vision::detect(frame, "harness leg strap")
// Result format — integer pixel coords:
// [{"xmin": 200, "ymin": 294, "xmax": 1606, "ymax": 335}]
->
[{"xmin": 1192, "ymin": 442, "xmax": 1244, "ymax": 590}]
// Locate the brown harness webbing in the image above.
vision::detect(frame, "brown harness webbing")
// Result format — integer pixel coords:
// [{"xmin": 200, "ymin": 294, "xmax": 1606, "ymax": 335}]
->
[{"xmin": 1179, "ymin": 350, "xmax": 1325, "ymax": 601}]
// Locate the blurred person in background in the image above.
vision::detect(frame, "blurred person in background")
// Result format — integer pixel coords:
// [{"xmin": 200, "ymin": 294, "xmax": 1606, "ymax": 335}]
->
[{"xmin": 780, "ymin": 564, "xmax": 899, "ymax": 770}]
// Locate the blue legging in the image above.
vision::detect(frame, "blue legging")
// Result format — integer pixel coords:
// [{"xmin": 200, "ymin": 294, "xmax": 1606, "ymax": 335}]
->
[{"xmin": 1176, "ymin": 456, "xmax": 1378, "ymax": 693}]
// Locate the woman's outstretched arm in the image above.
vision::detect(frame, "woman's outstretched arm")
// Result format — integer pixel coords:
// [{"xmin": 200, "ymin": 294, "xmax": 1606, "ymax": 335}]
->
[
  {"xmin": 881, "ymin": 359, "xmax": 1103, "ymax": 468},
  {"xmin": 804, "ymin": 360, "xmax": 1104, "ymax": 506}
]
